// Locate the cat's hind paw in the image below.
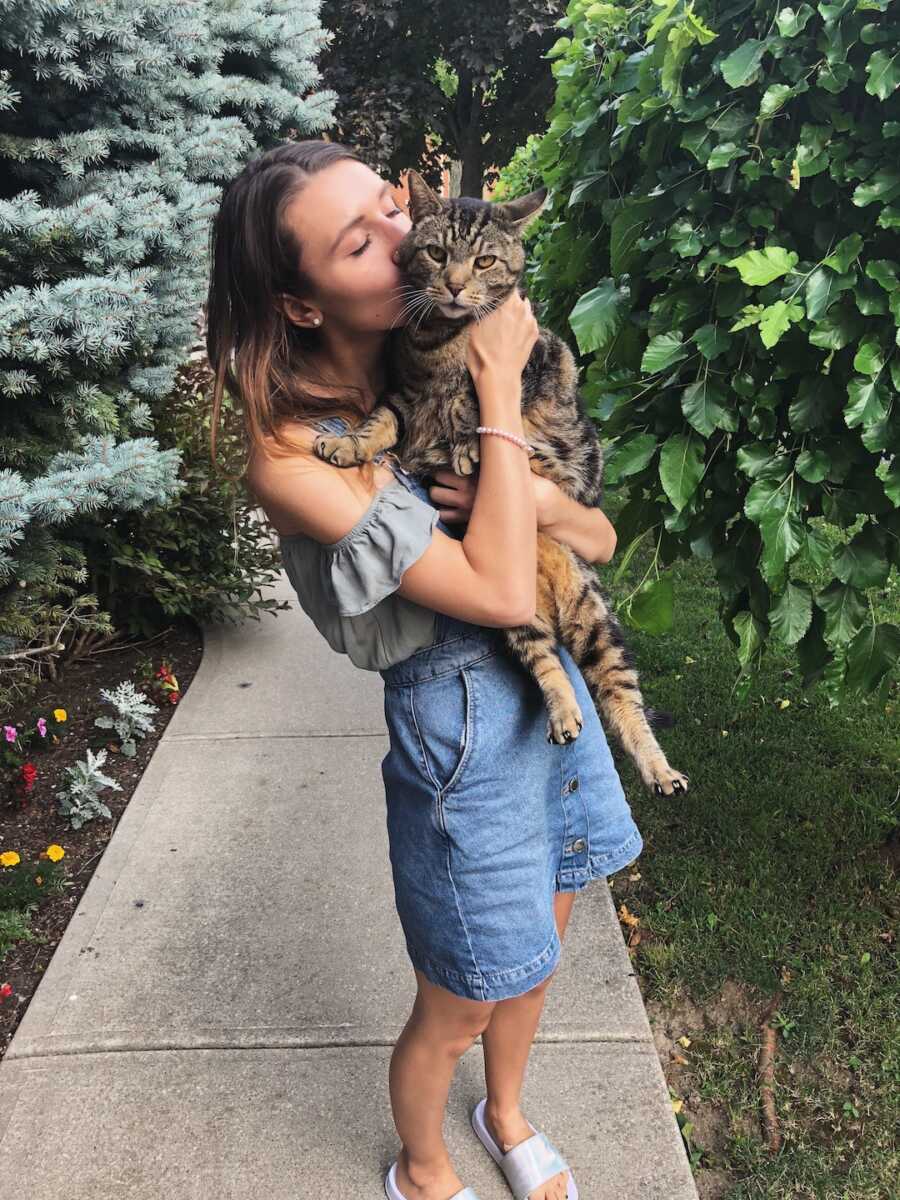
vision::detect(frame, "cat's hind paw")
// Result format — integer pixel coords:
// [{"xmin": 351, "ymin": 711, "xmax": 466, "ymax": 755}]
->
[
  {"xmin": 545, "ymin": 702, "xmax": 584, "ymax": 745},
  {"xmin": 650, "ymin": 770, "xmax": 690, "ymax": 797}
]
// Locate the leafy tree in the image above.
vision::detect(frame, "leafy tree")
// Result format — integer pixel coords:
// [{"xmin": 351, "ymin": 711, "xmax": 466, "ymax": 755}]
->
[
  {"xmin": 319, "ymin": 1, "xmax": 566, "ymax": 195},
  {"xmin": 515, "ymin": 0, "xmax": 899, "ymax": 702}
]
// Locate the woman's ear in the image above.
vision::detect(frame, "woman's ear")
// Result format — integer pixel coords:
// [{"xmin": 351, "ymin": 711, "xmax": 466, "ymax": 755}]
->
[{"xmin": 278, "ymin": 293, "xmax": 320, "ymax": 329}]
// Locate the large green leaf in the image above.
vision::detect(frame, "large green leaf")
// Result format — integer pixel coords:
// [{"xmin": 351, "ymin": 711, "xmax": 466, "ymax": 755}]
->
[
  {"xmin": 844, "ymin": 376, "xmax": 890, "ymax": 428},
  {"xmin": 681, "ymin": 379, "xmax": 730, "ymax": 436},
  {"xmin": 568, "ymin": 280, "xmax": 631, "ymax": 355},
  {"xmin": 775, "ymin": 5, "xmax": 815, "ymax": 37},
  {"xmin": 768, "ymin": 580, "xmax": 814, "ymax": 645},
  {"xmin": 641, "ymin": 331, "xmax": 688, "ymax": 374},
  {"xmin": 817, "ymin": 580, "xmax": 867, "ymax": 645},
  {"xmin": 865, "ymin": 49, "xmax": 900, "ymax": 100},
  {"xmin": 760, "ymin": 504, "xmax": 804, "ymax": 580},
  {"xmin": 659, "ymin": 432, "xmax": 704, "ymax": 510},
  {"xmin": 737, "ymin": 443, "xmax": 789, "ymax": 480},
  {"xmin": 832, "ymin": 524, "xmax": 891, "ymax": 589},
  {"xmin": 744, "ymin": 475, "xmax": 792, "ymax": 523},
  {"xmin": 727, "ymin": 245, "xmax": 799, "ymax": 285},
  {"xmin": 804, "ymin": 265, "xmax": 855, "ymax": 320},
  {"xmin": 795, "ymin": 448, "xmax": 831, "ymax": 483},
  {"xmin": 623, "ymin": 577, "xmax": 674, "ymax": 635},
  {"xmin": 720, "ymin": 38, "xmax": 769, "ymax": 88},
  {"xmin": 758, "ymin": 298, "xmax": 805, "ymax": 347},
  {"xmin": 845, "ymin": 623, "xmax": 900, "ymax": 692},
  {"xmin": 853, "ymin": 335, "xmax": 886, "ymax": 375},
  {"xmin": 604, "ymin": 432, "xmax": 658, "ymax": 483},
  {"xmin": 732, "ymin": 609, "xmax": 766, "ymax": 668},
  {"xmin": 822, "ymin": 233, "xmax": 863, "ymax": 274}
]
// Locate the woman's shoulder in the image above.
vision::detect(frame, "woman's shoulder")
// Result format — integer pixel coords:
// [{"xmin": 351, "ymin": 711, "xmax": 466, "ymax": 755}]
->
[{"xmin": 248, "ymin": 416, "xmax": 396, "ymax": 539}]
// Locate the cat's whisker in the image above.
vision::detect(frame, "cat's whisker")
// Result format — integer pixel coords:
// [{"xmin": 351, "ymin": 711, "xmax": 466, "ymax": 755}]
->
[
  {"xmin": 389, "ymin": 297, "xmax": 430, "ymax": 329},
  {"xmin": 390, "ymin": 290, "xmax": 431, "ymax": 322},
  {"xmin": 413, "ymin": 299, "xmax": 436, "ymax": 333}
]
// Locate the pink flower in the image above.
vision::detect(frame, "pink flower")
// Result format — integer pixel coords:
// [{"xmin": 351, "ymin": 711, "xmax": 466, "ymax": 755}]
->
[
  {"xmin": 0, "ymin": 983, "xmax": 12, "ymax": 1000},
  {"xmin": 4, "ymin": 725, "xmax": 17, "ymax": 743},
  {"xmin": 37, "ymin": 717, "xmax": 47, "ymax": 737}
]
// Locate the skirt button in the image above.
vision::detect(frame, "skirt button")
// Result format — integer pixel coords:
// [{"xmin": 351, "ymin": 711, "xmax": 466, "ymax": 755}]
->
[{"xmin": 572, "ymin": 837, "xmax": 586, "ymax": 852}]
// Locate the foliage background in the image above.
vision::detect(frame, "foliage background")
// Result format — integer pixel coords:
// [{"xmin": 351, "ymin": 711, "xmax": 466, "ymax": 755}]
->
[{"xmin": 509, "ymin": 0, "xmax": 900, "ymax": 702}]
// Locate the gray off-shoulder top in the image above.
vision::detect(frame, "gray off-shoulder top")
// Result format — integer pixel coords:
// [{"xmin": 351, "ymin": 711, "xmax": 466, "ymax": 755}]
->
[{"xmin": 277, "ymin": 415, "xmax": 450, "ymax": 672}]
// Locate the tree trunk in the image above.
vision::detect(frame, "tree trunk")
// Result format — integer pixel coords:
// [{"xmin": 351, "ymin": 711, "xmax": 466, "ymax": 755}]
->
[
  {"xmin": 453, "ymin": 66, "xmax": 484, "ymax": 199},
  {"xmin": 448, "ymin": 159, "xmax": 462, "ymax": 197},
  {"xmin": 460, "ymin": 92, "xmax": 484, "ymax": 198}
]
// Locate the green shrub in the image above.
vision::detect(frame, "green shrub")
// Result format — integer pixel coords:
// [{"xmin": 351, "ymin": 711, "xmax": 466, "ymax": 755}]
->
[
  {"xmin": 72, "ymin": 359, "xmax": 283, "ymax": 638},
  {"xmin": 511, "ymin": 0, "xmax": 900, "ymax": 703}
]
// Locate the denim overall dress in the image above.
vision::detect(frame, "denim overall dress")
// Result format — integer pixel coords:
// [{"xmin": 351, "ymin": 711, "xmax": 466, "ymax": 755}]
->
[{"xmin": 312, "ymin": 418, "xmax": 646, "ymax": 1003}]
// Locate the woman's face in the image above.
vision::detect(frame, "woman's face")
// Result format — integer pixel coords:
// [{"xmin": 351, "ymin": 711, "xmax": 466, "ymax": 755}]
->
[{"xmin": 282, "ymin": 159, "xmax": 413, "ymax": 333}]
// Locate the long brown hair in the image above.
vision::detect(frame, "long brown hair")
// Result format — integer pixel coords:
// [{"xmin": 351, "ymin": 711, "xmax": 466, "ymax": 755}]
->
[{"xmin": 206, "ymin": 139, "xmax": 380, "ymax": 485}]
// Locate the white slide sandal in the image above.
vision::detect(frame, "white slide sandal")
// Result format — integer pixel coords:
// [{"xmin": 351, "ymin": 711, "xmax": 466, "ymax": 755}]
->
[
  {"xmin": 470, "ymin": 1097, "xmax": 579, "ymax": 1200},
  {"xmin": 385, "ymin": 1159, "xmax": 481, "ymax": 1200}
]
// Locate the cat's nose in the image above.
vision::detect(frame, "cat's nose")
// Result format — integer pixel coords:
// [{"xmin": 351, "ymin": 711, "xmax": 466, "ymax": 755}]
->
[{"xmin": 447, "ymin": 284, "xmax": 464, "ymax": 297}]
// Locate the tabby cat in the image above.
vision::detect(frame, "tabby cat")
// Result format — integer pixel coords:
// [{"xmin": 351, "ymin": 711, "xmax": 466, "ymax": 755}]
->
[{"xmin": 314, "ymin": 170, "xmax": 689, "ymax": 798}]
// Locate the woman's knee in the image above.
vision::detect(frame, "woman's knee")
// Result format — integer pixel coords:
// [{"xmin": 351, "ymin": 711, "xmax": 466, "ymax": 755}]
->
[{"xmin": 412, "ymin": 968, "xmax": 496, "ymax": 1051}]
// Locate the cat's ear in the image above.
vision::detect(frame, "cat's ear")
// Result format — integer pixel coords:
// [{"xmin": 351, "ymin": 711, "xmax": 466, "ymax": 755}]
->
[
  {"xmin": 406, "ymin": 169, "xmax": 444, "ymax": 222},
  {"xmin": 492, "ymin": 186, "xmax": 549, "ymax": 236}
]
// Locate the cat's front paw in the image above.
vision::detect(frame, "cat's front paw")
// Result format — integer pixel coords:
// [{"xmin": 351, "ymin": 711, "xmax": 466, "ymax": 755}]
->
[
  {"xmin": 314, "ymin": 433, "xmax": 366, "ymax": 467},
  {"xmin": 450, "ymin": 436, "xmax": 480, "ymax": 476}
]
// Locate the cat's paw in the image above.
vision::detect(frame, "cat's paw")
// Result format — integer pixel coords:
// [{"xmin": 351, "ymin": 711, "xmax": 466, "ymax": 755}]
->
[
  {"xmin": 314, "ymin": 433, "xmax": 366, "ymax": 467},
  {"xmin": 545, "ymin": 701, "xmax": 584, "ymax": 745},
  {"xmin": 650, "ymin": 769, "xmax": 690, "ymax": 797},
  {"xmin": 450, "ymin": 437, "xmax": 479, "ymax": 476}
]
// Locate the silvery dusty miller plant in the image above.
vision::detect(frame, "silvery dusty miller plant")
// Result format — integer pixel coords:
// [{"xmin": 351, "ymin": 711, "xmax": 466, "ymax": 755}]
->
[
  {"xmin": 55, "ymin": 748, "xmax": 123, "ymax": 831},
  {"xmin": 94, "ymin": 681, "xmax": 158, "ymax": 758}
]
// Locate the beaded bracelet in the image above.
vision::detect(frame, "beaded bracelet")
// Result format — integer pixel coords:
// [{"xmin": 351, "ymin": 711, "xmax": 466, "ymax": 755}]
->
[{"xmin": 475, "ymin": 425, "xmax": 536, "ymax": 456}]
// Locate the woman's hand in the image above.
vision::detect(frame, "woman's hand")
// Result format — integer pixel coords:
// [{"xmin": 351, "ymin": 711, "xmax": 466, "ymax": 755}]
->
[
  {"xmin": 465, "ymin": 289, "xmax": 540, "ymax": 393},
  {"xmin": 429, "ymin": 468, "xmax": 558, "ymax": 526}
]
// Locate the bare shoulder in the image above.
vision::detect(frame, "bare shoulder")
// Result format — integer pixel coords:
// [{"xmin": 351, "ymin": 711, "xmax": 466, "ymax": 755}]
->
[{"xmin": 247, "ymin": 421, "xmax": 394, "ymax": 541}]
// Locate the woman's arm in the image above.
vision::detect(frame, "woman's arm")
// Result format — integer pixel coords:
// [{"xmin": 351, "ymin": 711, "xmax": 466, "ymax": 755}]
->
[
  {"xmin": 428, "ymin": 470, "xmax": 617, "ymax": 565},
  {"xmin": 537, "ymin": 479, "xmax": 617, "ymax": 565}
]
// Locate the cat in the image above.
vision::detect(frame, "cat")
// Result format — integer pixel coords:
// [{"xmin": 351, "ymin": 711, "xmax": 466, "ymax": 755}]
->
[{"xmin": 313, "ymin": 169, "xmax": 689, "ymax": 797}]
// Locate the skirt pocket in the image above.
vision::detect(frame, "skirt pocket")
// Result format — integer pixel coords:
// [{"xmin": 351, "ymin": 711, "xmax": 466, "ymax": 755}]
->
[{"xmin": 408, "ymin": 667, "xmax": 473, "ymax": 803}]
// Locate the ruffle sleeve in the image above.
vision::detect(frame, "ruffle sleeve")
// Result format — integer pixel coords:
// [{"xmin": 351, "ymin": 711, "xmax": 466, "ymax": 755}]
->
[{"xmin": 319, "ymin": 483, "xmax": 440, "ymax": 617}]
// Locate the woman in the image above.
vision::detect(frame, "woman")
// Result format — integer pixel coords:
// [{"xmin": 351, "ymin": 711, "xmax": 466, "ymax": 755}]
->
[{"xmin": 206, "ymin": 140, "xmax": 643, "ymax": 1200}]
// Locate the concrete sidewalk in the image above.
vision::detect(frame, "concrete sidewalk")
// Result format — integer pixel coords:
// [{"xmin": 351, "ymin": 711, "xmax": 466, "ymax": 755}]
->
[{"xmin": 0, "ymin": 568, "xmax": 698, "ymax": 1199}]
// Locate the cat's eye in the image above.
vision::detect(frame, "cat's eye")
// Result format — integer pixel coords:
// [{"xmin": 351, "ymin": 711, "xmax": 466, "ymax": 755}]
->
[
  {"xmin": 426, "ymin": 245, "xmax": 447, "ymax": 263},
  {"xmin": 474, "ymin": 255, "xmax": 496, "ymax": 269}
]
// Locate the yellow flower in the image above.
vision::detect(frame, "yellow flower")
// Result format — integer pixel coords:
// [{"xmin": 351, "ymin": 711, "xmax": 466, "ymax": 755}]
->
[
  {"xmin": 53, "ymin": 708, "xmax": 67, "ymax": 722},
  {"xmin": 1, "ymin": 850, "xmax": 21, "ymax": 868},
  {"xmin": 46, "ymin": 844, "xmax": 65, "ymax": 862},
  {"xmin": 778, "ymin": 698, "xmax": 791, "ymax": 710}
]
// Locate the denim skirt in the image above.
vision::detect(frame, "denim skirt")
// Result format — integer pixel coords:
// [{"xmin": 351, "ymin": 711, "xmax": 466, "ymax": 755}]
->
[{"xmin": 378, "ymin": 603, "xmax": 644, "ymax": 1002}]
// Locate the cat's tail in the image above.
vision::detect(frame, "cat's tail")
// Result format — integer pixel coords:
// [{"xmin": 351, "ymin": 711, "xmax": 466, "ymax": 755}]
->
[
  {"xmin": 644, "ymin": 706, "xmax": 676, "ymax": 729},
  {"xmin": 561, "ymin": 566, "xmax": 689, "ymax": 796}
]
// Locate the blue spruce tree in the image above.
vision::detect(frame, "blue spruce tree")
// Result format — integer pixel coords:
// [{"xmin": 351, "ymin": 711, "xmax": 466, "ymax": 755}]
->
[{"xmin": 0, "ymin": 0, "xmax": 336, "ymax": 680}]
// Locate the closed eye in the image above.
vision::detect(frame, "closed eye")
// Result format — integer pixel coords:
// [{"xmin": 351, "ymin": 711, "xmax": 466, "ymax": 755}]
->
[{"xmin": 350, "ymin": 209, "xmax": 404, "ymax": 256}]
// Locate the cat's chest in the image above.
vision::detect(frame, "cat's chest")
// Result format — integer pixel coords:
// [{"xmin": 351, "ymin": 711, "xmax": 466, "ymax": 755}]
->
[{"xmin": 392, "ymin": 325, "xmax": 471, "ymax": 393}]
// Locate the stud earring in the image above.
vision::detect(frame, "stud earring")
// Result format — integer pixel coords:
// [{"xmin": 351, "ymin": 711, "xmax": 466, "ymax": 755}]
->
[{"xmin": 312, "ymin": 316, "xmax": 322, "ymax": 326}]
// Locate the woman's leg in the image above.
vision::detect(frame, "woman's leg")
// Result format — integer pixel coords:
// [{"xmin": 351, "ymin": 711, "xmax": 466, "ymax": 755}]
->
[
  {"xmin": 478, "ymin": 890, "xmax": 578, "ymax": 1200},
  {"xmin": 390, "ymin": 969, "xmax": 497, "ymax": 1200}
]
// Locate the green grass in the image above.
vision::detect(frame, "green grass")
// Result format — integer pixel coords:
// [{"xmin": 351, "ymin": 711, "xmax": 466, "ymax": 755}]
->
[{"xmin": 600, "ymin": 494, "xmax": 899, "ymax": 1199}]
